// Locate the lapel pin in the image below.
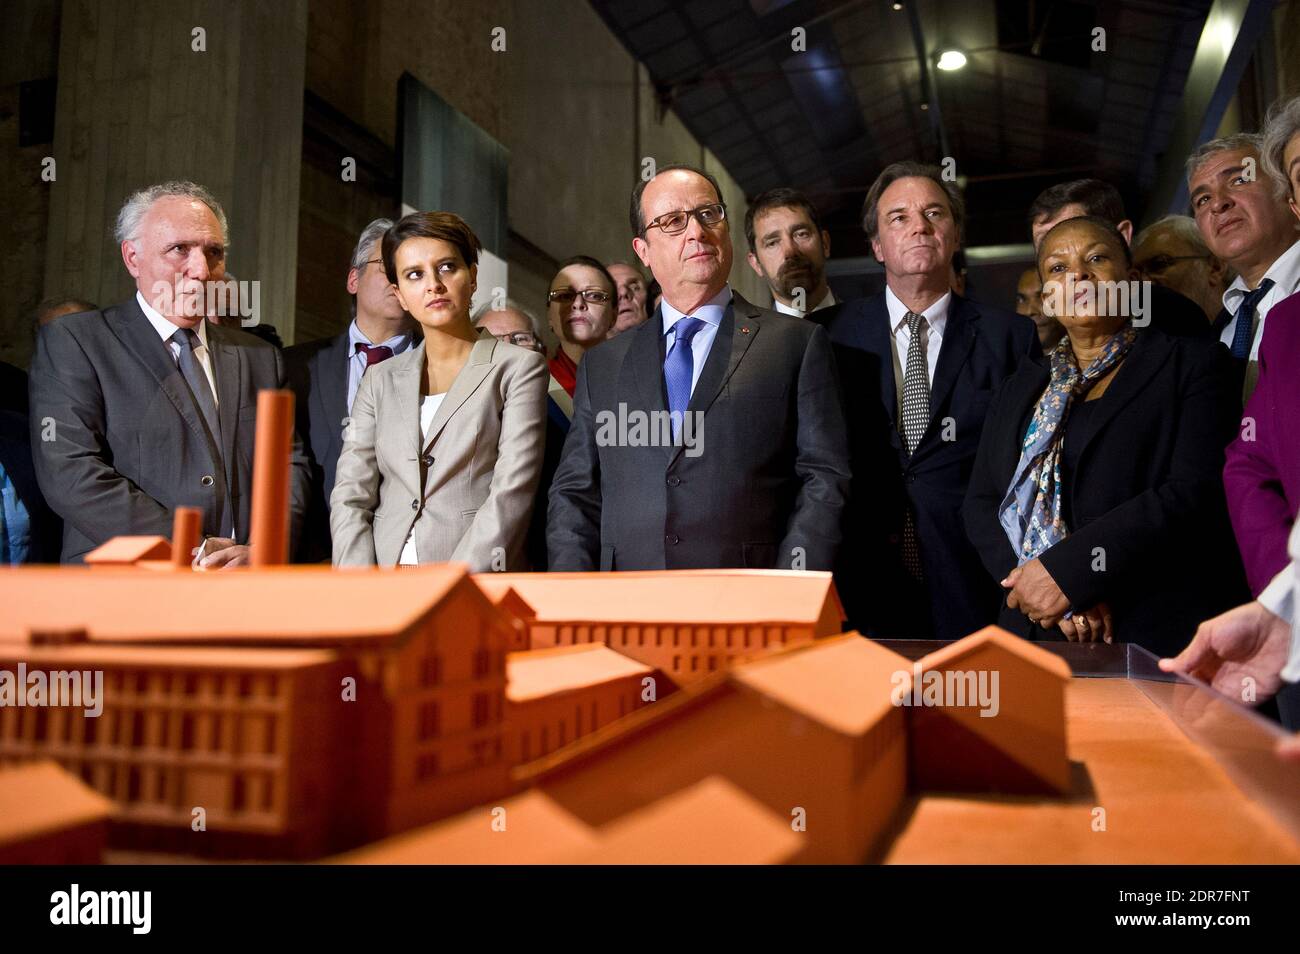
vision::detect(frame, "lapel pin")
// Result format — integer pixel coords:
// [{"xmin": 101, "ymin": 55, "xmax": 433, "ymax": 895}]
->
[{"xmin": 740, "ymin": 326, "xmax": 750, "ymax": 334}]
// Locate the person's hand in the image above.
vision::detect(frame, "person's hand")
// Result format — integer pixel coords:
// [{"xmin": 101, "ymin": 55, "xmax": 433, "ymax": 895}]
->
[
  {"xmin": 194, "ymin": 538, "xmax": 251, "ymax": 570},
  {"xmin": 1002, "ymin": 559, "xmax": 1070, "ymax": 629},
  {"xmin": 1278, "ymin": 733, "xmax": 1300, "ymax": 763},
  {"xmin": 1058, "ymin": 602, "xmax": 1114, "ymax": 643},
  {"xmin": 1159, "ymin": 601, "xmax": 1290, "ymax": 703}
]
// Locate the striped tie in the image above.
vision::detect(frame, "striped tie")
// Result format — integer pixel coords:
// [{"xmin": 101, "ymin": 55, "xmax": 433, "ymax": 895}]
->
[{"xmin": 900, "ymin": 311, "xmax": 929, "ymax": 580}]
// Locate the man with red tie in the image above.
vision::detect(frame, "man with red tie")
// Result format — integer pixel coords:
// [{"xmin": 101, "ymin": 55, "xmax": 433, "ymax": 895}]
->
[{"xmin": 285, "ymin": 218, "xmax": 419, "ymax": 562}]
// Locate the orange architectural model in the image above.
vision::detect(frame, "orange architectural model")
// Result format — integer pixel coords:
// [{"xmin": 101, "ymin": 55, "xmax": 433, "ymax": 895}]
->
[{"xmin": 2, "ymin": 389, "xmax": 1295, "ymax": 864}]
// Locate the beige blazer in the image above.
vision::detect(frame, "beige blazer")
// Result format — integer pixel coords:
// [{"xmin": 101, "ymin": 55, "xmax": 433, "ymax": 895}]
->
[{"xmin": 330, "ymin": 336, "xmax": 549, "ymax": 569}]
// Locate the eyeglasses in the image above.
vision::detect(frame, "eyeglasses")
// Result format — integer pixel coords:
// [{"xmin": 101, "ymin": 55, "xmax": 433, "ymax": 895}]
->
[
  {"xmin": 495, "ymin": 331, "xmax": 542, "ymax": 350},
  {"xmin": 642, "ymin": 202, "xmax": 728, "ymax": 236},
  {"xmin": 1138, "ymin": 254, "xmax": 1210, "ymax": 274},
  {"xmin": 548, "ymin": 288, "xmax": 612, "ymax": 305}
]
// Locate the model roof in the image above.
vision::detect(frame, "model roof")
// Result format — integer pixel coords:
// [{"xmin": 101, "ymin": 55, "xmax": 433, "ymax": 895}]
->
[
  {"xmin": 0, "ymin": 642, "xmax": 341, "ymax": 670},
  {"xmin": 506, "ymin": 644, "xmax": 653, "ymax": 703},
  {"xmin": 918, "ymin": 626, "xmax": 1073, "ymax": 681},
  {"xmin": 0, "ymin": 762, "xmax": 114, "ymax": 847},
  {"xmin": 0, "ymin": 565, "xmax": 472, "ymax": 645},
  {"xmin": 330, "ymin": 790, "xmax": 599, "ymax": 864},
  {"xmin": 730, "ymin": 632, "xmax": 910, "ymax": 736},
  {"xmin": 472, "ymin": 577, "xmax": 536, "ymax": 619},
  {"xmin": 84, "ymin": 536, "xmax": 171, "ymax": 564},
  {"xmin": 558, "ymin": 776, "xmax": 803, "ymax": 864},
  {"xmin": 485, "ymin": 570, "xmax": 843, "ymax": 626}
]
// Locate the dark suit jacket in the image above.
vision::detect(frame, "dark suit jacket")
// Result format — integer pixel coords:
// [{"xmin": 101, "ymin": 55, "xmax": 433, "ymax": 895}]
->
[
  {"xmin": 1223, "ymin": 291, "xmax": 1300, "ymax": 595},
  {"xmin": 962, "ymin": 328, "xmax": 1247, "ymax": 657},
  {"xmin": 28, "ymin": 298, "xmax": 310, "ymax": 563},
  {"xmin": 826, "ymin": 292, "xmax": 1040, "ymax": 641},
  {"xmin": 0, "ymin": 408, "xmax": 61, "ymax": 562},
  {"xmin": 1148, "ymin": 284, "xmax": 1213, "ymax": 338},
  {"xmin": 284, "ymin": 330, "xmax": 350, "ymax": 563},
  {"xmin": 0, "ymin": 361, "xmax": 28, "ymax": 416},
  {"xmin": 547, "ymin": 290, "xmax": 850, "ymax": 572}
]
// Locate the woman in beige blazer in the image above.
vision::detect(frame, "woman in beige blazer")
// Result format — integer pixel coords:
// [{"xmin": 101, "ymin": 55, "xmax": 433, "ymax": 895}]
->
[{"xmin": 330, "ymin": 212, "xmax": 548, "ymax": 570}]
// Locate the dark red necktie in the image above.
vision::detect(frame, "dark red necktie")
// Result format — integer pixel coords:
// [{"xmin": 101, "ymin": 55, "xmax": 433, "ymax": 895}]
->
[{"xmin": 356, "ymin": 342, "xmax": 394, "ymax": 368}]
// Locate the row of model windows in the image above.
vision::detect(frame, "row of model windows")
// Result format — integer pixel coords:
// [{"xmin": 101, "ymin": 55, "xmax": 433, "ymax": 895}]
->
[
  {"xmin": 551, "ymin": 624, "xmax": 791, "ymax": 650},
  {"xmin": 0, "ymin": 669, "xmax": 285, "ymax": 699},
  {"xmin": 517, "ymin": 693, "xmax": 638, "ymax": 762},
  {"xmin": 416, "ymin": 692, "xmax": 500, "ymax": 741},
  {"xmin": 417, "ymin": 647, "xmax": 502, "ymax": 689},
  {"xmin": 33, "ymin": 759, "xmax": 283, "ymax": 815},
  {"xmin": 0, "ymin": 706, "xmax": 280, "ymax": 755}
]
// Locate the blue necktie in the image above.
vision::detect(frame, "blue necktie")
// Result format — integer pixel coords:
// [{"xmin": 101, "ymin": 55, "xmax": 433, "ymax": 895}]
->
[
  {"xmin": 1229, "ymin": 279, "xmax": 1274, "ymax": 360},
  {"xmin": 664, "ymin": 316, "xmax": 705, "ymax": 442}
]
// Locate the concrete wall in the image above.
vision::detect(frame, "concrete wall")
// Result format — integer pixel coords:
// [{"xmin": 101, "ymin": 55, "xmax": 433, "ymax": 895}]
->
[
  {"xmin": 0, "ymin": 0, "xmax": 62, "ymax": 368},
  {"xmin": 299, "ymin": 0, "xmax": 765, "ymax": 347},
  {"xmin": 40, "ymin": 0, "xmax": 307, "ymax": 343}
]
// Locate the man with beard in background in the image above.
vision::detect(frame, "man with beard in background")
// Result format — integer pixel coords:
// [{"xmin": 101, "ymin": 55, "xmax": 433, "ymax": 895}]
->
[{"xmin": 744, "ymin": 187, "xmax": 837, "ymax": 321}]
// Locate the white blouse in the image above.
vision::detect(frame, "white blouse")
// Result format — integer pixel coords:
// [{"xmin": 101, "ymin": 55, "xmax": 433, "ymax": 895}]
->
[{"xmin": 397, "ymin": 392, "xmax": 447, "ymax": 566}]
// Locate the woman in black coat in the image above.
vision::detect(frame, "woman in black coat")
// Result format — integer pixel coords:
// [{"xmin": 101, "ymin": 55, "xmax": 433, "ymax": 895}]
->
[{"xmin": 962, "ymin": 216, "xmax": 1247, "ymax": 656}]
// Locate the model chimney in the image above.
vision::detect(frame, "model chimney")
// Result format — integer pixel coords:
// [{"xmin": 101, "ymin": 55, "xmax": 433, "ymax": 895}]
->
[
  {"xmin": 250, "ymin": 389, "xmax": 294, "ymax": 567},
  {"xmin": 171, "ymin": 507, "xmax": 201, "ymax": 568}
]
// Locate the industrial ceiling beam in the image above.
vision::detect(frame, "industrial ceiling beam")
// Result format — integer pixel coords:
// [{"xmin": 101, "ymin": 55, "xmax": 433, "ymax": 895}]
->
[{"xmin": 1145, "ymin": 0, "xmax": 1275, "ymax": 223}]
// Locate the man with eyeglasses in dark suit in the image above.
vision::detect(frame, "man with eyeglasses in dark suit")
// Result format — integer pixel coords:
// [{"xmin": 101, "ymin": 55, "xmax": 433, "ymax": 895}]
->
[{"xmin": 548, "ymin": 163, "xmax": 850, "ymax": 574}]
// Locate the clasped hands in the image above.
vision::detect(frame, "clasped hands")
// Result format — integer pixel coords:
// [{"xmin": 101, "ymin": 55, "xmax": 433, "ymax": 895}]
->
[{"xmin": 1001, "ymin": 558, "xmax": 1113, "ymax": 643}]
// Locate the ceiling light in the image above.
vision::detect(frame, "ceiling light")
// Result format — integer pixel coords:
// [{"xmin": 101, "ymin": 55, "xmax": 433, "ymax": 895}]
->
[{"xmin": 936, "ymin": 50, "xmax": 967, "ymax": 71}]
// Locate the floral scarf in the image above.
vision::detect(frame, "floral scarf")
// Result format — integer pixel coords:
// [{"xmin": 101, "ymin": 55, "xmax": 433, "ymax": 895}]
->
[{"xmin": 997, "ymin": 324, "xmax": 1138, "ymax": 564}]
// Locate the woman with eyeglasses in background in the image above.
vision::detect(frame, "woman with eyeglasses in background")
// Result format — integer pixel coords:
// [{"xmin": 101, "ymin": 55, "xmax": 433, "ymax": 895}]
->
[{"xmin": 546, "ymin": 255, "xmax": 617, "ymax": 397}]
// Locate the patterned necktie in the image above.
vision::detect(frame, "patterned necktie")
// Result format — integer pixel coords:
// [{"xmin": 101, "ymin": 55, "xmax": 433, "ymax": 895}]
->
[
  {"xmin": 170, "ymin": 328, "xmax": 221, "ymax": 443},
  {"xmin": 900, "ymin": 311, "xmax": 930, "ymax": 454},
  {"xmin": 1229, "ymin": 278, "xmax": 1274, "ymax": 360},
  {"xmin": 899, "ymin": 311, "xmax": 929, "ymax": 581},
  {"xmin": 664, "ymin": 316, "xmax": 705, "ymax": 441},
  {"xmin": 356, "ymin": 342, "xmax": 395, "ymax": 368}
]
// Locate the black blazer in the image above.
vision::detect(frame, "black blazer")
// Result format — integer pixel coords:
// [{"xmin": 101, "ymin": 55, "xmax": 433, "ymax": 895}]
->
[
  {"xmin": 0, "ymin": 361, "xmax": 28, "ymax": 416},
  {"xmin": 28, "ymin": 298, "xmax": 311, "ymax": 563},
  {"xmin": 547, "ymin": 290, "xmax": 851, "ymax": 572},
  {"xmin": 825, "ymin": 292, "xmax": 1041, "ymax": 641},
  {"xmin": 962, "ymin": 327, "xmax": 1248, "ymax": 656},
  {"xmin": 284, "ymin": 330, "xmax": 350, "ymax": 563},
  {"xmin": 1148, "ymin": 284, "xmax": 1213, "ymax": 338}
]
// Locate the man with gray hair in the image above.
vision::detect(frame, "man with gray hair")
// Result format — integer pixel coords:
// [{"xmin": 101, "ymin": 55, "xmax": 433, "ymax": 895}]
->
[
  {"xmin": 471, "ymin": 298, "xmax": 545, "ymax": 354},
  {"xmin": 28, "ymin": 179, "xmax": 310, "ymax": 565},
  {"xmin": 1133, "ymin": 214, "xmax": 1231, "ymax": 323},
  {"xmin": 285, "ymin": 216, "xmax": 418, "ymax": 562},
  {"xmin": 1187, "ymin": 132, "xmax": 1300, "ymax": 400},
  {"xmin": 825, "ymin": 160, "xmax": 1038, "ymax": 641}
]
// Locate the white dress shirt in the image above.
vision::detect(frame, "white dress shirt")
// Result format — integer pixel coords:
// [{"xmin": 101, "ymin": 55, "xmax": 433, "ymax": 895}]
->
[
  {"xmin": 1255, "ymin": 517, "xmax": 1300, "ymax": 683},
  {"xmin": 773, "ymin": 288, "xmax": 836, "ymax": 318},
  {"xmin": 347, "ymin": 319, "xmax": 416, "ymax": 413},
  {"xmin": 137, "ymin": 291, "xmax": 219, "ymax": 406},
  {"xmin": 1219, "ymin": 239, "xmax": 1300, "ymax": 364},
  {"xmin": 661, "ymin": 284, "xmax": 731, "ymax": 399},
  {"xmin": 885, "ymin": 286, "xmax": 949, "ymax": 410}
]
